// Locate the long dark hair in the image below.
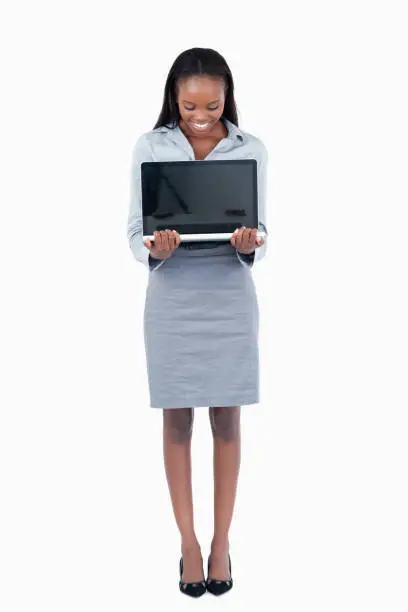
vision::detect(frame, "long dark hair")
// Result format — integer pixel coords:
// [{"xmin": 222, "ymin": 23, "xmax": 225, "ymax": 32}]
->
[{"xmin": 154, "ymin": 48, "xmax": 239, "ymax": 130}]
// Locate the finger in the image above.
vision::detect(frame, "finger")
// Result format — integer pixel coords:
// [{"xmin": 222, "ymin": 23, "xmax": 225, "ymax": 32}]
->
[
  {"xmin": 240, "ymin": 226, "xmax": 248, "ymax": 248},
  {"xmin": 240, "ymin": 225, "xmax": 246, "ymax": 249},
  {"xmin": 231, "ymin": 228, "xmax": 238, "ymax": 246},
  {"xmin": 158, "ymin": 231, "xmax": 166, "ymax": 251},
  {"xmin": 144, "ymin": 239, "xmax": 151, "ymax": 249},
  {"xmin": 167, "ymin": 230, "xmax": 174, "ymax": 250},
  {"xmin": 161, "ymin": 230, "xmax": 169, "ymax": 251},
  {"xmin": 240, "ymin": 227, "xmax": 250, "ymax": 250},
  {"xmin": 244, "ymin": 227, "xmax": 253, "ymax": 248},
  {"xmin": 154, "ymin": 231, "xmax": 161, "ymax": 251},
  {"xmin": 256, "ymin": 236, "xmax": 264, "ymax": 247},
  {"xmin": 167, "ymin": 229, "xmax": 176, "ymax": 250},
  {"xmin": 248, "ymin": 229, "xmax": 257, "ymax": 249},
  {"xmin": 165, "ymin": 230, "xmax": 173, "ymax": 250},
  {"xmin": 173, "ymin": 230, "xmax": 180, "ymax": 247},
  {"xmin": 235, "ymin": 227, "xmax": 244, "ymax": 250}
]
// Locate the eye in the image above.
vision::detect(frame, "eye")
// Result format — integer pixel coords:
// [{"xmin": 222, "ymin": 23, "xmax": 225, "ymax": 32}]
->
[
  {"xmin": 208, "ymin": 105, "xmax": 219, "ymax": 111},
  {"xmin": 184, "ymin": 106, "xmax": 194, "ymax": 111}
]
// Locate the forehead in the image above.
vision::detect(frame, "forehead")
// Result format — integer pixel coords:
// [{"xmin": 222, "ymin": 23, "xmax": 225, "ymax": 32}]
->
[{"xmin": 177, "ymin": 75, "xmax": 225, "ymax": 101}]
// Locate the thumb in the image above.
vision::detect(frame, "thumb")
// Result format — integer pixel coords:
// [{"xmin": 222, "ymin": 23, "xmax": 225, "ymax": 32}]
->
[{"xmin": 144, "ymin": 239, "xmax": 151, "ymax": 249}]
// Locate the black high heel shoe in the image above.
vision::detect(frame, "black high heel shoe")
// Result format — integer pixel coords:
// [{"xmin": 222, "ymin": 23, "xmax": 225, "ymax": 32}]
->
[
  {"xmin": 206, "ymin": 554, "xmax": 233, "ymax": 596},
  {"xmin": 179, "ymin": 557, "xmax": 206, "ymax": 598}
]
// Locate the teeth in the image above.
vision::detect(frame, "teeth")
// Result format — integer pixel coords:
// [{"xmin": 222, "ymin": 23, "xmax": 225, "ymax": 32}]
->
[{"xmin": 193, "ymin": 122, "xmax": 210, "ymax": 129}]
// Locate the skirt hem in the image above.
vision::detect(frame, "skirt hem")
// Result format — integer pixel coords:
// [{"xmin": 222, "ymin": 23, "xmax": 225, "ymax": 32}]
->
[{"xmin": 149, "ymin": 397, "xmax": 260, "ymax": 409}]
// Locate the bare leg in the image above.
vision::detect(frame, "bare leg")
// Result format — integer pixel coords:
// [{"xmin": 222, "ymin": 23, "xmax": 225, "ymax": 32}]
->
[
  {"xmin": 162, "ymin": 407, "xmax": 204, "ymax": 582},
  {"xmin": 208, "ymin": 405, "xmax": 241, "ymax": 579}
]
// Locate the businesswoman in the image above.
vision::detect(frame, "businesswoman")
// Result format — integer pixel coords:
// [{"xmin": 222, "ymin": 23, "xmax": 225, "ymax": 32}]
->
[{"xmin": 127, "ymin": 48, "xmax": 268, "ymax": 597}]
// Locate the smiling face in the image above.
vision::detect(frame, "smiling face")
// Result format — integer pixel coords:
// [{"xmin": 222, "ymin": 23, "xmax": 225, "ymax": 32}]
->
[{"xmin": 176, "ymin": 75, "xmax": 226, "ymax": 138}]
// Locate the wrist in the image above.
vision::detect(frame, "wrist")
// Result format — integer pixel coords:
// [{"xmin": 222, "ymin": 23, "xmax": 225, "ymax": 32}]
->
[
  {"xmin": 149, "ymin": 251, "xmax": 168, "ymax": 260},
  {"xmin": 237, "ymin": 249, "xmax": 255, "ymax": 255}
]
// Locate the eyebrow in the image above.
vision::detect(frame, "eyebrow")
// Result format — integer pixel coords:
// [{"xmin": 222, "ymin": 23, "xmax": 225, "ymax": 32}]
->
[{"xmin": 182, "ymin": 99, "xmax": 220, "ymax": 105}]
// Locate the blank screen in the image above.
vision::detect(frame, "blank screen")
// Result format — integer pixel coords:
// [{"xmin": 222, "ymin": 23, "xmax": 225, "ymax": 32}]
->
[{"xmin": 141, "ymin": 159, "xmax": 258, "ymax": 235}]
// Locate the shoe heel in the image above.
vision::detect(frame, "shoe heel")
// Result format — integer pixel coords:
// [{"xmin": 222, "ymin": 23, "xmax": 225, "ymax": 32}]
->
[
  {"xmin": 206, "ymin": 554, "xmax": 233, "ymax": 596},
  {"xmin": 179, "ymin": 557, "xmax": 206, "ymax": 598}
]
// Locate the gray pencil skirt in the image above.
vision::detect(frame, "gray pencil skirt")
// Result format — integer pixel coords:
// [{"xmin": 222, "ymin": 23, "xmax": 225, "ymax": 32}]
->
[{"xmin": 143, "ymin": 243, "xmax": 260, "ymax": 409}]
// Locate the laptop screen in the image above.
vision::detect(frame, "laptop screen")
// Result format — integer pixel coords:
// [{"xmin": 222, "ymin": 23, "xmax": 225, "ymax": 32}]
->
[{"xmin": 141, "ymin": 159, "xmax": 258, "ymax": 236}]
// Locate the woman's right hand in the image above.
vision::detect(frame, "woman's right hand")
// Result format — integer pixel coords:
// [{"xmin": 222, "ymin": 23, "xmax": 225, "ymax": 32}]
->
[{"xmin": 144, "ymin": 230, "xmax": 181, "ymax": 260}]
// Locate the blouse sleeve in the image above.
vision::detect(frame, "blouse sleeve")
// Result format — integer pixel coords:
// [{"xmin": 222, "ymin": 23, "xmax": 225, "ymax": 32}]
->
[
  {"xmin": 236, "ymin": 140, "xmax": 269, "ymax": 268},
  {"xmin": 127, "ymin": 134, "xmax": 167, "ymax": 272}
]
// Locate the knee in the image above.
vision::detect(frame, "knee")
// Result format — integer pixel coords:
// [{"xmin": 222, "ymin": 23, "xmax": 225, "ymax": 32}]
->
[
  {"xmin": 210, "ymin": 406, "xmax": 240, "ymax": 442},
  {"xmin": 163, "ymin": 408, "xmax": 194, "ymax": 443}
]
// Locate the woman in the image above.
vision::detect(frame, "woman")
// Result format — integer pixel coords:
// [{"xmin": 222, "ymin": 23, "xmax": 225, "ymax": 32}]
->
[{"xmin": 127, "ymin": 47, "xmax": 268, "ymax": 597}]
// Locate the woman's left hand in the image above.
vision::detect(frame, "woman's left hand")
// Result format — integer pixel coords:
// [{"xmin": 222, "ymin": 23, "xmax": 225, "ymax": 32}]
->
[{"xmin": 230, "ymin": 227, "xmax": 264, "ymax": 255}]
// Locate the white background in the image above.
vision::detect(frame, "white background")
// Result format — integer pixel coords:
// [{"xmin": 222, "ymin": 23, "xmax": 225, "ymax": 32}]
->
[{"xmin": 1, "ymin": 0, "xmax": 407, "ymax": 610}]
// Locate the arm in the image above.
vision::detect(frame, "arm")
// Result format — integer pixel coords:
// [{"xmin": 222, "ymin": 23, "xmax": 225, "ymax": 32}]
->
[
  {"xmin": 236, "ymin": 141, "xmax": 269, "ymax": 268},
  {"xmin": 127, "ymin": 134, "xmax": 167, "ymax": 271}
]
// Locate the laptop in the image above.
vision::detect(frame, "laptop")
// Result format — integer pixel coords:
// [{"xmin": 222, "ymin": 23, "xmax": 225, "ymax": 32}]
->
[{"xmin": 141, "ymin": 159, "xmax": 265, "ymax": 242}]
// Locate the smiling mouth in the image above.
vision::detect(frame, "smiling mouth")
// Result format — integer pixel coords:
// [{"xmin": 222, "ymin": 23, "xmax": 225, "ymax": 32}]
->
[{"xmin": 191, "ymin": 121, "xmax": 211, "ymax": 130}]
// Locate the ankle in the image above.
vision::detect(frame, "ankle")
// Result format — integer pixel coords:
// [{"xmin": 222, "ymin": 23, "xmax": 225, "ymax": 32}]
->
[
  {"xmin": 211, "ymin": 535, "xmax": 229, "ymax": 553},
  {"xmin": 181, "ymin": 536, "xmax": 201, "ymax": 554}
]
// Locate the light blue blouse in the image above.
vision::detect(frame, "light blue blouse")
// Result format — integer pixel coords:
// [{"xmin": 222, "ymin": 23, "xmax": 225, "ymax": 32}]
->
[{"xmin": 127, "ymin": 118, "xmax": 269, "ymax": 271}]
